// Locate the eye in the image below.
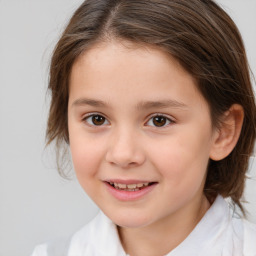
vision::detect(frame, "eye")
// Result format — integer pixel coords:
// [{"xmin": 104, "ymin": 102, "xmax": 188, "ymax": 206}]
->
[
  {"xmin": 83, "ymin": 114, "xmax": 109, "ymax": 126},
  {"xmin": 146, "ymin": 115, "xmax": 173, "ymax": 127}
]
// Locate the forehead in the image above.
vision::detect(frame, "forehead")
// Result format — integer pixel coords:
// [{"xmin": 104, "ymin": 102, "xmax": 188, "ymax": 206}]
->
[
  {"xmin": 69, "ymin": 41, "xmax": 207, "ymax": 110},
  {"xmin": 72, "ymin": 41, "xmax": 187, "ymax": 82}
]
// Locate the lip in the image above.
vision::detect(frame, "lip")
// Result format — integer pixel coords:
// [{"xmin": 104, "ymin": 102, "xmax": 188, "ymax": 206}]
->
[
  {"xmin": 104, "ymin": 180, "xmax": 158, "ymax": 201},
  {"xmin": 105, "ymin": 179, "xmax": 154, "ymax": 185}
]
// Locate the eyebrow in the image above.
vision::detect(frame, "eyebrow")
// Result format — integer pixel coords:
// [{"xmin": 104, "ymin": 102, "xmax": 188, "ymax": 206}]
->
[
  {"xmin": 71, "ymin": 98, "xmax": 188, "ymax": 110},
  {"xmin": 71, "ymin": 98, "xmax": 108, "ymax": 108},
  {"xmin": 136, "ymin": 100, "xmax": 188, "ymax": 110}
]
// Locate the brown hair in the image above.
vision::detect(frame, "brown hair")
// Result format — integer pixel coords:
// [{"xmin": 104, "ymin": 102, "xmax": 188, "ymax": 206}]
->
[{"xmin": 46, "ymin": 0, "xmax": 256, "ymax": 214}]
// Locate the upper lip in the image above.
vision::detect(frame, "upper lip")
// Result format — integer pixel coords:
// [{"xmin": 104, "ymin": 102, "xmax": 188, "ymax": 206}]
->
[{"xmin": 104, "ymin": 179, "xmax": 157, "ymax": 185}]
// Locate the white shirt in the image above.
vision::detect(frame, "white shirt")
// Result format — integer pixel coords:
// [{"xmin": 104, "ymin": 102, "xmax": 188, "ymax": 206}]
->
[{"xmin": 31, "ymin": 195, "xmax": 256, "ymax": 256}]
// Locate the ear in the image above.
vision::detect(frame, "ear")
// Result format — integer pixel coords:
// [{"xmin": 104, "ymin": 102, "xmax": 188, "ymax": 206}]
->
[{"xmin": 210, "ymin": 104, "xmax": 244, "ymax": 161}]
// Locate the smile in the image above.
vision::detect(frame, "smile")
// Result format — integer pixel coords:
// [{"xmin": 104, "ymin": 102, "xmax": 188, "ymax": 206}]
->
[
  {"xmin": 104, "ymin": 180, "xmax": 158, "ymax": 201},
  {"xmin": 109, "ymin": 182, "xmax": 153, "ymax": 191}
]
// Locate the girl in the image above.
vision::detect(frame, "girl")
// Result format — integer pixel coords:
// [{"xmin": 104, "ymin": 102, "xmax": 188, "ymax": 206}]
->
[{"xmin": 32, "ymin": 0, "xmax": 256, "ymax": 255}]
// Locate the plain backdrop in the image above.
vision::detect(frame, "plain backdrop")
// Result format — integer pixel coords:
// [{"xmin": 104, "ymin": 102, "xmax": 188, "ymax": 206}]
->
[{"xmin": 0, "ymin": 1, "xmax": 255, "ymax": 256}]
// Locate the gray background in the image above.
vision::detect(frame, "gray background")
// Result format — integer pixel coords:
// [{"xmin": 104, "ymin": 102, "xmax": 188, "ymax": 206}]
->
[{"xmin": 0, "ymin": 1, "xmax": 255, "ymax": 256}]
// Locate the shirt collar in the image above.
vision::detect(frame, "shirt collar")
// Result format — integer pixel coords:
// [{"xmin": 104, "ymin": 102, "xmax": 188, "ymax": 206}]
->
[
  {"xmin": 167, "ymin": 195, "xmax": 231, "ymax": 255},
  {"xmin": 89, "ymin": 195, "xmax": 230, "ymax": 256}
]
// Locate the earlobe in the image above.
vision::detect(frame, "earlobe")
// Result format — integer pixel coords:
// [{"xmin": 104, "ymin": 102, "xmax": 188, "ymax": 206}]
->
[{"xmin": 210, "ymin": 104, "xmax": 244, "ymax": 161}]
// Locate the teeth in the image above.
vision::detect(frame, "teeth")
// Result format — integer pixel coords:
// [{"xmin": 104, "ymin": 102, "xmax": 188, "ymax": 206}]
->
[
  {"xmin": 110, "ymin": 182, "xmax": 151, "ymax": 190},
  {"xmin": 118, "ymin": 183, "xmax": 127, "ymax": 189},
  {"xmin": 127, "ymin": 188, "xmax": 140, "ymax": 191},
  {"xmin": 127, "ymin": 184, "xmax": 137, "ymax": 189}
]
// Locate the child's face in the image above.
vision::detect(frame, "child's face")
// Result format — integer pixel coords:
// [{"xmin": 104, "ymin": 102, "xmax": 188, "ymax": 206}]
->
[{"xmin": 68, "ymin": 41, "xmax": 217, "ymax": 228}]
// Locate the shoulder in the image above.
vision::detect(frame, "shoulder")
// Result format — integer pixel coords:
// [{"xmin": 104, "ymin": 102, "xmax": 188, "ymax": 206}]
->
[
  {"xmin": 243, "ymin": 218, "xmax": 256, "ymax": 235},
  {"xmin": 31, "ymin": 211, "xmax": 125, "ymax": 256},
  {"xmin": 30, "ymin": 243, "xmax": 48, "ymax": 256},
  {"xmin": 242, "ymin": 219, "xmax": 256, "ymax": 255},
  {"xmin": 30, "ymin": 213, "xmax": 102, "ymax": 256},
  {"xmin": 231, "ymin": 215, "xmax": 256, "ymax": 255},
  {"xmin": 31, "ymin": 236, "xmax": 72, "ymax": 256},
  {"xmin": 210, "ymin": 196, "xmax": 256, "ymax": 255}
]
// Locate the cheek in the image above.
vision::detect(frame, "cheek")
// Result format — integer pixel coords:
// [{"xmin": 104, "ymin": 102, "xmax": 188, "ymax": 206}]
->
[
  {"xmin": 69, "ymin": 132, "xmax": 104, "ymax": 180},
  {"xmin": 69, "ymin": 138, "xmax": 105, "ymax": 201},
  {"xmin": 148, "ymin": 129, "xmax": 212, "ymax": 187}
]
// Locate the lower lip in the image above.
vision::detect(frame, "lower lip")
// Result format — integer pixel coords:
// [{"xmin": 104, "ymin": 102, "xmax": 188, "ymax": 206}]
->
[{"xmin": 104, "ymin": 182, "xmax": 157, "ymax": 201}]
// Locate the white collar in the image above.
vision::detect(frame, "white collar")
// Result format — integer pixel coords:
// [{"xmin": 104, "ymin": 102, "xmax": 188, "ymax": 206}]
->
[
  {"xmin": 70, "ymin": 195, "xmax": 238, "ymax": 256},
  {"xmin": 167, "ymin": 195, "xmax": 231, "ymax": 255}
]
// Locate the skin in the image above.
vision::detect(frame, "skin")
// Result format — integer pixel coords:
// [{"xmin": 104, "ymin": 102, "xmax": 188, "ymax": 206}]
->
[{"xmin": 67, "ymin": 40, "xmax": 243, "ymax": 256}]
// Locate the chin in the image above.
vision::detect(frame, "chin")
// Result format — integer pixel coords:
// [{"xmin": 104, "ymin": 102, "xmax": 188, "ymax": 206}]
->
[{"xmin": 106, "ymin": 209, "xmax": 153, "ymax": 229}]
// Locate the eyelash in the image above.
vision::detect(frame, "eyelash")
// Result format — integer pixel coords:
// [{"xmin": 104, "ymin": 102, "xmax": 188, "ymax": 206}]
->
[
  {"xmin": 82, "ymin": 112, "xmax": 110, "ymax": 127},
  {"xmin": 145, "ymin": 114, "xmax": 175, "ymax": 128},
  {"xmin": 82, "ymin": 113, "xmax": 175, "ymax": 128}
]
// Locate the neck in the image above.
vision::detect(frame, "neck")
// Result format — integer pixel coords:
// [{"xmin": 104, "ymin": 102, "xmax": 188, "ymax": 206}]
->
[{"xmin": 118, "ymin": 194, "xmax": 210, "ymax": 256}]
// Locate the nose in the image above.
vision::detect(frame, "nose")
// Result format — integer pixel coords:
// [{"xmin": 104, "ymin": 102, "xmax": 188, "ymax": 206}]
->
[{"xmin": 105, "ymin": 128, "xmax": 146, "ymax": 168}]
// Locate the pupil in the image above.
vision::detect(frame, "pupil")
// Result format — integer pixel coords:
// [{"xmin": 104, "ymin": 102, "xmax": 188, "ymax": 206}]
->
[
  {"xmin": 92, "ymin": 115, "xmax": 105, "ymax": 125},
  {"xmin": 153, "ymin": 116, "xmax": 166, "ymax": 127}
]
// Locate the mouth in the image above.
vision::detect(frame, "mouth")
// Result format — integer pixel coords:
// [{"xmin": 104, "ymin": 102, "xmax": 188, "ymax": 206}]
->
[
  {"xmin": 104, "ymin": 180, "xmax": 158, "ymax": 201},
  {"xmin": 107, "ymin": 181, "xmax": 157, "ymax": 191}
]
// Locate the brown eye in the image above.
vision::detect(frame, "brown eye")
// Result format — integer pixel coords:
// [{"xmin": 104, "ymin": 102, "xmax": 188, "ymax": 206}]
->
[
  {"xmin": 92, "ymin": 115, "xmax": 105, "ymax": 125},
  {"xmin": 152, "ymin": 116, "xmax": 167, "ymax": 127},
  {"xmin": 146, "ymin": 115, "xmax": 172, "ymax": 127},
  {"xmin": 84, "ymin": 114, "xmax": 109, "ymax": 126}
]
